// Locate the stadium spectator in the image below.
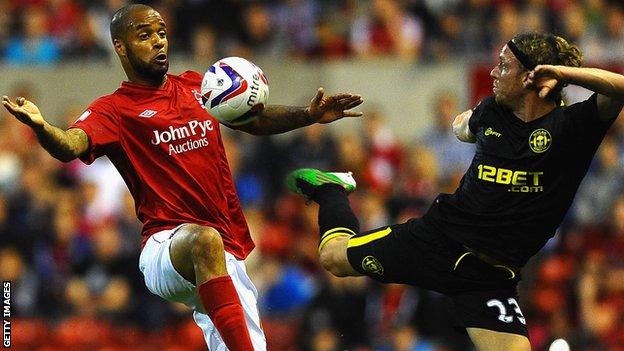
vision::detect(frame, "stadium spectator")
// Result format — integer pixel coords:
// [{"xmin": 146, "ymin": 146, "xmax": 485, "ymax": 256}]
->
[
  {"xmin": 0, "ymin": 247, "xmax": 41, "ymax": 316},
  {"xmin": 191, "ymin": 25, "xmax": 218, "ymax": 67},
  {"xmin": 573, "ymin": 136, "xmax": 624, "ymax": 226},
  {"xmin": 419, "ymin": 91, "xmax": 473, "ymax": 183},
  {"xmin": 428, "ymin": 10, "xmax": 464, "ymax": 61},
  {"xmin": 4, "ymin": 6, "xmax": 60, "ymax": 66},
  {"xmin": 361, "ymin": 109, "xmax": 403, "ymax": 194},
  {"xmin": 492, "ymin": 4, "xmax": 520, "ymax": 54},
  {"xmin": 0, "ymin": 0, "xmax": 620, "ymax": 64},
  {"xmin": 236, "ymin": 3, "xmax": 282, "ymax": 58},
  {"xmin": 388, "ymin": 145, "xmax": 439, "ymax": 221},
  {"xmin": 310, "ymin": 19, "xmax": 351, "ymax": 59},
  {"xmin": 47, "ymin": 0, "xmax": 82, "ymax": 52},
  {"xmin": 596, "ymin": 3, "xmax": 624, "ymax": 63},
  {"xmin": 274, "ymin": 0, "xmax": 319, "ymax": 57},
  {"xmin": 300, "ymin": 273, "xmax": 370, "ymax": 349},
  {"xmin": 377, "ymin": 324, "xmax": 436, "ymax": 351},
  {"xmin": 64, "ymin": 14, "xmax": 109, "ymax": 61},
  {"xmin": 285, "ymin": 123, "xmax": 337, "ymax": 171},
  {"xmin": 560, "ymin": 2, "xmax": 588, "ymax": 45},
  {"xmin": 350, "ymin": 0, "xmax": 424, "ymax": 61},
  {"xmin": 453, "ymin": 0, "xmax": 495, "ymax": 58}
]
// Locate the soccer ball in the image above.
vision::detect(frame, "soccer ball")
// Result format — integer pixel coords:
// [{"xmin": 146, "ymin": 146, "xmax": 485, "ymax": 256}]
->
[{"xmin": 201, "ymin": 57, "xmax": 269, "ymax": 126}]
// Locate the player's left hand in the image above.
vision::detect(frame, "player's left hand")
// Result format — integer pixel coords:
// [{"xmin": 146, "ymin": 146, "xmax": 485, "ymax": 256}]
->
[
  {"xmin": 524, "ymin": 65, "xmax": 565, "ymax": 99},
  {"xmin": 306, "ymin": 88, "xmax": 363, "ymax": 124}
]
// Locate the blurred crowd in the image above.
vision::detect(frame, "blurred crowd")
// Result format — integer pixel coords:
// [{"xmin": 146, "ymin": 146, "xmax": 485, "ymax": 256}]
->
[
  {"xmin": 2, "ymin": 0, "xmax": 624, "ymax": 351},
  {"xmin": 0, "ymin": 0, "xmax": 623, "ymax": 66},
  {"xmin": 3, "ymin": 80, "xmax": 624, "ymax": 350}
]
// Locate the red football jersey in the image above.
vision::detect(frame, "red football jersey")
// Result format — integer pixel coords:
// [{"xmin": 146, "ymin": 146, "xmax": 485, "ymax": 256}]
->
[{"xmin": 71, "ymin": 71, "xmax": 254, "ymax": 259}]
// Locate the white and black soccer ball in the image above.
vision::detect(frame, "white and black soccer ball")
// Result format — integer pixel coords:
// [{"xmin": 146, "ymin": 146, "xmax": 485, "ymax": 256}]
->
[{"xmin": 201, "ymin": 57, "xmax": 269, "ymax": 126}]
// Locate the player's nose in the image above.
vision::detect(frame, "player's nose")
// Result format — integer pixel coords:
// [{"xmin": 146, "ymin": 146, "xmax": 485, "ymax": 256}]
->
[
  {"xmin": 153, "ymin": 36, "xmax": 165, "ymax": 49},
  {"xmin": 490, "ymin": 66, "xmax": 498, "ymax": 79}
]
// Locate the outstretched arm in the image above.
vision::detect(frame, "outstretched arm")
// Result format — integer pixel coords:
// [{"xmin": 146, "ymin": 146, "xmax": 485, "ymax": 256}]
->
[
  {"xmin": 2, "ymin": 96, "xmax": 88, "ymax": 162},
  {"xmin": 524, "ymin": 65, "xmax": 624, "ymax": 121},
  {"xmin": 233, "ymin": 88, "xmax": 363, "ymax": 135}
]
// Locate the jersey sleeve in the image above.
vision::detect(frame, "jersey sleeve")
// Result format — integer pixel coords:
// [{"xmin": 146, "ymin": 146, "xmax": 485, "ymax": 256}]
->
[
  {"xmin": 468, "ymin": 96, "xmax": 495, "ymax": 134},
  {"xmin": 564, "ymin": 93, "xmax": 614, "ymax": 144},
  {"xmin": 69, "ymin": 97, "xmax": 119, "ymax": 165}
]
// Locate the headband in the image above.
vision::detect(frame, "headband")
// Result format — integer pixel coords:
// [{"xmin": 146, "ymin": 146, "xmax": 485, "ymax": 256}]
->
[{"xmin": 507, "ymin": 39, "xmax": 536, "ymax": 71}]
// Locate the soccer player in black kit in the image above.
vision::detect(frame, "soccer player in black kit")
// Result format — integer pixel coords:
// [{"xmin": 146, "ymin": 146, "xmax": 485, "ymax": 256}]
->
[{"xmin": 286, "ymin": 32, "xmax": 624, "ymax": 350}]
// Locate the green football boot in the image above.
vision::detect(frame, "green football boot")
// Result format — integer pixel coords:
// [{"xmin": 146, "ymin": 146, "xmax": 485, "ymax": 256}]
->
[{"xmin": 286, "ymin": 168, "xmax": 357, "ymax": 199}]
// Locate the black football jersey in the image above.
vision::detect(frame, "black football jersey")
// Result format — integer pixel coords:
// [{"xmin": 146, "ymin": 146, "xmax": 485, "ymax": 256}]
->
[{"xmin": 424, "ymin": 94, "xmax": 616, "ymax": 267}]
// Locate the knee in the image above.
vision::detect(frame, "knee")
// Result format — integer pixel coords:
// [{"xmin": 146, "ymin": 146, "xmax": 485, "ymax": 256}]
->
[
  {"xmin": 188, "ymin": 225, "xmax": 224, "ymax": 260},
  {"xmin": 319, "ymin": 246, "xmax": 349, "ymax": 277}
]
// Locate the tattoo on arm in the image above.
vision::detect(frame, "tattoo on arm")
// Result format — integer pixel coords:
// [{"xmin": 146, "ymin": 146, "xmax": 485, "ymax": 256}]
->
[
  {"xmin": 33, "ymin": 124, "xmax": 88, "ymax": 162},
  {"xmin": 247, "ymin": 105, "xmax": 314, "ymax": 135}
]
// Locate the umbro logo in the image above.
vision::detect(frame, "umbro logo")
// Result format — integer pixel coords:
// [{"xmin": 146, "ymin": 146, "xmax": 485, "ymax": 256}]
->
[{"xmin": 139, "ymin": 109, "xmax": 157, "ymax": 118}]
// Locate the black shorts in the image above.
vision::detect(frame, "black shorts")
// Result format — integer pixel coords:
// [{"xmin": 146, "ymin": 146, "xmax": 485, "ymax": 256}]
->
[{"xmin": 346, "ymin": 218, "xmax": 528, "ymax": 336}]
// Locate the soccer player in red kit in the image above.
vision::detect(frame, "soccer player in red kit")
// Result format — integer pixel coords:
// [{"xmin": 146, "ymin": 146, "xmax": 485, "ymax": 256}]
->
[{"xmin": 2, "ymin": 4, "xmax": 363, "ymax": 350}]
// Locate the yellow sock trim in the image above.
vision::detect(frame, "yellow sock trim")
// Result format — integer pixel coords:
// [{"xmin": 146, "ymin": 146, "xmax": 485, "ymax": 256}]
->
[
  {"xmin": 318, "ymin": 232, "xmax": 352, "ymax": 252},
  {"xmin": 322, "ymin": 227, "xmax": 356, "ymax": 237},
  {"xmin": 347, "ymin": 227, "xmax": 392, "ymax": 248},
  {"xmin": 318, "ymin": 227, "xmax": 357, "ymax": 252}
]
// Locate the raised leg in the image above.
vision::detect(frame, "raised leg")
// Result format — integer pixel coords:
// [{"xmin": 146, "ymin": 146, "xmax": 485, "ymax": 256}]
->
[{"xmin": 170, "ymin": 224, "xmax": 255, "ymax": 351}]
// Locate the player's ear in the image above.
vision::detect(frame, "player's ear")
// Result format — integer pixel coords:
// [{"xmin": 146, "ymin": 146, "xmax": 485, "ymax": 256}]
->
[{"xmin": 113, "ymin": 38, "xmax": 126, "ymax": 56}]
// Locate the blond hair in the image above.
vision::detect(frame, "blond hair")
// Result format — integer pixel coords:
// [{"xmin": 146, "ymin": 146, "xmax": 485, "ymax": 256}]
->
[{"xmin": 512, "ymin": 32, "xmax": 583, "ymax": 102}]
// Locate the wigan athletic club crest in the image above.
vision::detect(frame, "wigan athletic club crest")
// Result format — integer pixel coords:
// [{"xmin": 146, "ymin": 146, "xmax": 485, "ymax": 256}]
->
[
  {"xmin": 362, "ymin": 256, "xmax": 384, "ymax": 276},
  {"xmin": 529, "ymin": 129, "xmax": 552, "ymax": 153}
]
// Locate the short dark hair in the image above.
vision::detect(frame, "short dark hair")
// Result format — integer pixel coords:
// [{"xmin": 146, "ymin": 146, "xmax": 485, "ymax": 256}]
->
[
  {"xmin": 512, "ymin": 32, "xmax": 583, "ymax": 102},
  {"xmin": 109, "ymin": 4, "xmax": 153, "ymax": 43}
]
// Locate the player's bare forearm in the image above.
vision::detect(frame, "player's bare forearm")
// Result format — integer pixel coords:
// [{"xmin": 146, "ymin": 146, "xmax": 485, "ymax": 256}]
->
[
  {"xmin": 529, "ymin": 66, "xmax": 624, "ymax": 121},
  {"xmin": 2, "ymin": 96, "xmax": 88, "ymax": 161},
  {"xmin": 558, "ymin": 66, "xmax": 624, "ymax": 99},
  {"xmin": 236, "ymin": 105, "xmax": 313, "ymax": 135},
  {"xmin": 232, "ymin": 88, "xmax": 363, "ymax": 135},
  {"xmin": 33, "ymin": 123, "xmax": 88, "ymax": 162},
  {"xmin": 558, "ymin": 66, "xmax": 624, "ymax": 121}
]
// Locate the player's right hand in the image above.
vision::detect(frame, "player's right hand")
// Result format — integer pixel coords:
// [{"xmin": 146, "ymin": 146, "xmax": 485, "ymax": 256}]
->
[
  {"xmin": 523, "ymin": 65, "xmax": 564, "ymax": 99},
  {"xmin": 2, "ymin": 96, "xmax": 45, "ymax": 128}
]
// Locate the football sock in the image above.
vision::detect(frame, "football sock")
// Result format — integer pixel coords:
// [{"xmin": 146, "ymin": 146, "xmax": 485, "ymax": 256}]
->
[
  {"xmin": 312, "ymin": 184, "xmax": 360, "ymax": 249},
  {"xmin": 198, "ymin": 276, "xmax": 254, "ymax": 351}
]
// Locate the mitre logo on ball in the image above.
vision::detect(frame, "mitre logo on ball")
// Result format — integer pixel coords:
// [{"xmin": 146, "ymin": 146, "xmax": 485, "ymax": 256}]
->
[{"xmin": 201, "ymin": 57, "xmax": 269, "ymax": 127}]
